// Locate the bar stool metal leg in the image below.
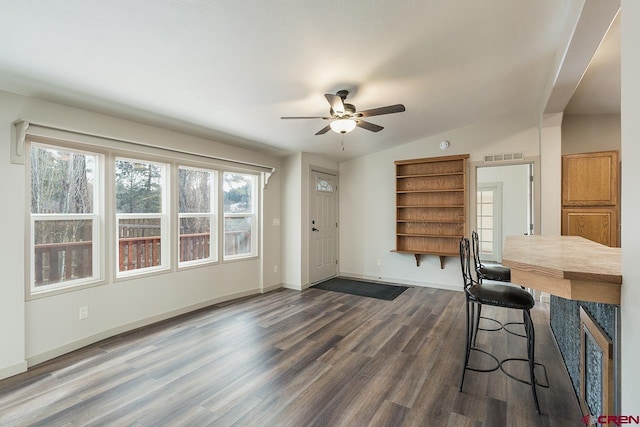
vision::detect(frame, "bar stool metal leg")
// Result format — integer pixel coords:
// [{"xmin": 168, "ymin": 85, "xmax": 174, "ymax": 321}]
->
[
  {"xmin": 460, "ymin": 300, "xmax": 473, "ymax": 390},
  {"xmin": 525, "ymin": 309, "xmax": 541, "ymax": 414}
]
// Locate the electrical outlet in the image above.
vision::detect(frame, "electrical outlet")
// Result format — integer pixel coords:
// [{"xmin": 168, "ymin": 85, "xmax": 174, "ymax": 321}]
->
[
  {"xmin": 376, "ymin": 259, "xmax": 382, "ymax": 266},
  {"xmin": 79, "ymin": 306, "xmax": 89, "ymax": 320},
  {"xmin": 273, "ymin": 264, "xmax": 278, "ymax": 273}
]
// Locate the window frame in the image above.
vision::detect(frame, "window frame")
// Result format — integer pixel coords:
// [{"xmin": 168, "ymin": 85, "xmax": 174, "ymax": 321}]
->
[
  {"xmin": 28, "ymin": 141, "xmax": 104, "ymax": 297},
  {"xmin": 177, "ymin": 165, "xmax": 218, "ymax": 268},
  {"xmin": 23, "ymin": 127, "xmax": 267, "ymax": 299},
  {"xmin": 114, "ymin": 156, "xmax": 170, "ymax": 278},
  {"xmin": 222, "ymin": 171, "xmax": 259, "ymax": 261},
  {"xmin": 476, "ymin": 182, "xmax": 503, "ymax": 262}
]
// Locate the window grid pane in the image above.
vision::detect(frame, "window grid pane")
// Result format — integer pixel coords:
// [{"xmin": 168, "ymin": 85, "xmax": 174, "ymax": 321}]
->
[
  {"xmin": 116, "ymin": 158, "xmax": 166, "ymax": 273},
  {"xmin": 179, "ymin": 167, "xmax": 216, "ymax": 265},
  {"xmin": 223, "ymin": 172, "xmax": 257, "ymax": 258},
  {"xmin": 33, "ymin": 217, "xmax": 95, "ymax": 287},
  {"xmin": 30, "ymin": 143, "xmax": 100, "ymax": 292},
  {"xmin": 118, "ymin": 217, "xmax": 162, "ymax": 272},
  {"xmin": 477, "ymin": 190, "xmax": 495, "ymax": 256}
]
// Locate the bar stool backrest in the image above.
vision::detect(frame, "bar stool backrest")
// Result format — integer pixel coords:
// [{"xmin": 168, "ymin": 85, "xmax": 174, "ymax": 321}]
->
[
  {"xmin": 471, "ymin": 230, "xmax": 483, "ymax": 272},
  {"xmin": 459, "ymin": 237, "xmax": 477, "ymax": 294}
]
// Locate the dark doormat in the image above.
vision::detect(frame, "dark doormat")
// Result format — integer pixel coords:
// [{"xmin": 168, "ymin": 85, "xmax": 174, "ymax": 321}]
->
[{"xmin": 311, "ymin": 277, "xmax": 409, "ymax": 301}]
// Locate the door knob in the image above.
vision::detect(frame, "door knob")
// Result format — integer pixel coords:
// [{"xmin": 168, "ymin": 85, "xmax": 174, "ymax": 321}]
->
[{"xmin": 312, "ymin": 227, "xmax": 319, "ymax": 232}]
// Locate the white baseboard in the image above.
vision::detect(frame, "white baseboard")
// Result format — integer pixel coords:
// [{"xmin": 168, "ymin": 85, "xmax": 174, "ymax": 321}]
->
[
  {"xmin": 0, "ymin": 360, "xmax": 28, "ymax": 381},
  {"xmin": 338, "ymin": 272, "xmax": 460, "ymax": 293},
  {"xmin": 27, "ymin": 288, "xmax": 263, "ymax": 367},
  {"xmin": 261, "ymin": 283, "xmax": 283, "ymax": 293},
  {"xmin": 282, "ymin": 283, "xmax": 303, "ymax": 291}
]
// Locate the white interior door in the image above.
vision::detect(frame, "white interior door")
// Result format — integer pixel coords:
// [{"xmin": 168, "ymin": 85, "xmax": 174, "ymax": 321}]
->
[{"xmin": 309, "ymin": 171, "xmax": 337, "ymax": 284}]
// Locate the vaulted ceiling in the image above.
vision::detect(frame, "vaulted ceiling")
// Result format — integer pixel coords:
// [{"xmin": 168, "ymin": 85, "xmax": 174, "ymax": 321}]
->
[{"xmin": 0, "ymin": 1, "xmax": 619, "ymax": 161}]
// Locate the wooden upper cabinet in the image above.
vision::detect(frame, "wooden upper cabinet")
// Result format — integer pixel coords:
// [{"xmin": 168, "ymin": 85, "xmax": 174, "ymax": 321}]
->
[
  {"xmin": 561, "ymin": 150, "xmax": 620, "ymax": 247},
  {"xmin": 562, "ymin": 151, "xmax": 618, "ymax": 206}
]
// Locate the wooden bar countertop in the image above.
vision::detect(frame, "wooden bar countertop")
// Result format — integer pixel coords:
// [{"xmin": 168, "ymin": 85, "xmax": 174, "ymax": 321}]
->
[{"xmin": 502, "ymin": 235, "xmax": 622, "ymax": 305}]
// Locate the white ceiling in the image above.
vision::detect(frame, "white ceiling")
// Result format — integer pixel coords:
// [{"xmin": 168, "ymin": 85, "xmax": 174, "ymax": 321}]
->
[
  {"xmin": 0, "ymin": 1, "xmax": 617, "ymax": 161},
  {"xmin": 565, "ymin": 13, "xmax": 621, "ymax": 115}
]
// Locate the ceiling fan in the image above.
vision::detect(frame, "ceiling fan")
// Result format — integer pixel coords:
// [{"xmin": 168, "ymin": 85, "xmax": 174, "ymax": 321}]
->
[{"xmin": 281, "ymin": 90, "xmax": 406, "ymax": 135}]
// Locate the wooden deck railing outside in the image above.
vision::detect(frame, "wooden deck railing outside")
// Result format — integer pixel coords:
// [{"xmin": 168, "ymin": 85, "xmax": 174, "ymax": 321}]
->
[{"xmin": 34, "ymin": 231, "xmax": 250, "ymax": 286}]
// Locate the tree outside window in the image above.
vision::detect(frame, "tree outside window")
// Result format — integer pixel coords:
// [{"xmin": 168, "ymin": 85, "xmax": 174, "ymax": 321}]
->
[
  {"xmin": 30, "ymin": 144, "xmax": 100, "ymax": 292},
  {"xmin": 115, "ymin": 158, "xmax": 167, "ymax": 274},
  {"xmin": 178, "ymin": 166, "xmax": 217, "ymax": 265}
]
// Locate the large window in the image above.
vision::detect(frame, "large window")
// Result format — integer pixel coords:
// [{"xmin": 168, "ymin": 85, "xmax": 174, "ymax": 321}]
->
[
  {"xmin": 223, "ymin": 172, "xmax": 258, "ymax": 259},
  {"xmin": 178, "ymin": 166, "xmax": 217, "ymax": 266},
  {"xmin": 30, "ymin": 143, "xmax": 101, "ymax": 293},
  {"xmin": 115, "ymin": 158, "xmax": 168, "ymax": 275},
  {"xmin": 27, "ymin": 135, "xmax": 263, "ymax": 297}
]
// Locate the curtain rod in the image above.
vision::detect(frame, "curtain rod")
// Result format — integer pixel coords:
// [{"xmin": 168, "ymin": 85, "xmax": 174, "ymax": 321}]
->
[{"xmin": 12, "ymin": 119, "xmax": 276, "ymax": 178}]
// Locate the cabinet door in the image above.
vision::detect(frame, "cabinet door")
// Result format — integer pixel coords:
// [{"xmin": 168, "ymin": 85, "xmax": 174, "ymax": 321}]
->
[
  {"xmin": 562, "ymin": 207, "xmax": 618, "ymax": 247},
  {"xmin": 562, "ymin": 151, "xmax": 618, "ymax": 206}
]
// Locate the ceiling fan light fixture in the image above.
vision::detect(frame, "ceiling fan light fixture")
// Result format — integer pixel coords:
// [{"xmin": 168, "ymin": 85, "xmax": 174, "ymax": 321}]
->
[{"xmin": 330, "ymin": 119, "xmax": 357, "ymax": 134}]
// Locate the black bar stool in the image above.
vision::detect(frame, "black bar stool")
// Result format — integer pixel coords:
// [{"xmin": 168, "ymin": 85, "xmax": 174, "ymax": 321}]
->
[
  {"xmin": 471, "ymin": 230, "xmax": 525, "ymax": 338},
  {"xmin": 459, "ymin": 237, "xmax": 548, "ymax": 414},
  {"xmin": 472, "ymin": 230, "xmax": 511, "ymax": 282}
]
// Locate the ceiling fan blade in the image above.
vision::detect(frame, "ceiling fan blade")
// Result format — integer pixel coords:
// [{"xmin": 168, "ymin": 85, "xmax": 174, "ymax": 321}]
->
[
  {"xmin": 325, "ymin": 94, "xmax": 345, "ymax": 115},
  {"xmin": 281, "ymin": 116, "xmax": 331, "ymax": 119},
  {"xmin": 356, "ymin": 120, "xmax": 384, "ymax": 132},
  {"xmin": 315, "ymin": 124, "xmax": 332, "ymax": 135},
  {"xmin": 356, "ymin": 104, "xmax": 406, "ymax": 118}
]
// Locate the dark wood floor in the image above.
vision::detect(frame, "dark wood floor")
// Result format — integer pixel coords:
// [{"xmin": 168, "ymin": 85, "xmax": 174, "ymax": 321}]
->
[{"xmin": 0, "ymin": 286, "xmax": 583, "ymax": 426}]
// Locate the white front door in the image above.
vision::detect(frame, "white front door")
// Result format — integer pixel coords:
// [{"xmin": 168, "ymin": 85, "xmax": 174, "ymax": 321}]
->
[{"xmin": 309, "ymin": 171, "xmax": 337, "ymax": 284}]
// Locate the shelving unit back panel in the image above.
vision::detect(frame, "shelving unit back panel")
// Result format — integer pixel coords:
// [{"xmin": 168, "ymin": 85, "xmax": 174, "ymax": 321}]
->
[
  {"xmin": 396, "ymin": 222, "xmax": 464, "ymax": 237},
  {"xmin": 397, "ymin": 191, "xmax": 464, "ymax": 206},
  {"xmin": 396, "ymin": 174, "xmax": 464, "ymax": 191},
  {"xmin": 396, "ymin": 159, "xmax": 464, "ymax": 175},
  {"xmin": 396, "ymin": 235, "xmax": 459, "ymax": 254},
  {"xmin": 397, "ymin": 206, "xmax": 465, "ymax": 222}
]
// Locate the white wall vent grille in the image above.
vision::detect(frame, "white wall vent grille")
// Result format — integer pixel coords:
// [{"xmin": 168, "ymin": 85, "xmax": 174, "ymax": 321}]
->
[{"xmin": 483, "ymin": 152, "xmax": 525, "ymax": 163}]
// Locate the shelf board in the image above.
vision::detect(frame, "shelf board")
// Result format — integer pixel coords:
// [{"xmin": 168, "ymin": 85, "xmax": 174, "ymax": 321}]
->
[
  {"xmin": 396, "ymin": 219, "xmax": 464, "ymax": 224},
  {"xmin": 396, "ymin": 189, "xmax": 464, "ymax": 193},
  {"xmin": 393, "ymin": 249, "xmax": 458, "ymax": 256},
  {"xmin": 397, "ymin": 205, "xmax": 464, "ymax": 208},
  {"xmin": 396, "ymin": 172, "xmax": 464, "ymax": 179},
  {"xmin": 396, "ymin": 233, "xmax": 463, "ymax": 238}
]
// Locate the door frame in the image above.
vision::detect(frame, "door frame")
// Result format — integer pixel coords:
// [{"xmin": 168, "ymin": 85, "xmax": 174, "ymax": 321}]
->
[
  {"xmin": 307, "ymin": 166, "xmax": 339, "ymax": 285},
  {"xmin": 468, "ymin": 157, "xmax": 541, "ymax": 242}
]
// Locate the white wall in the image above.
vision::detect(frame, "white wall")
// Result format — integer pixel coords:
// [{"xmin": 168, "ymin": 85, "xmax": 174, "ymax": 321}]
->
[
  {"xmin": 0, "ymin": 94, "xmax": 27, "ymax": 379},
  {"xmin": 280, "ymin": 152, "xmax": 338, "ymax": 290},
  {"xmin": 0, "ymin": 90, "xmax": 282, "ymax": 374},
  {"xmin": 562, "ymin": 114, "xmax": 621, "ymax": 154},
  {"xmin": 281, "ymin": 153, "xmax": 302, "ymax": 289},
  {"xmin": 540, "ymin": 113, "xmax": 563, "ymax": 235},
  {"xmin": 620, "ymin": 0, "xmax": 640, "ymax": 413},
  {"xmin": 339, "ymin": 115, "xmax": 540, "ymax": 289}
]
